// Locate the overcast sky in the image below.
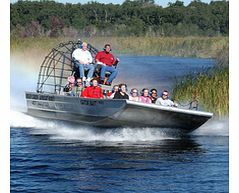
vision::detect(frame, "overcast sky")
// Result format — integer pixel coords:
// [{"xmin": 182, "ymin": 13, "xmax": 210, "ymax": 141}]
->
[{"xmin": 10, "ymin": 0, "xmax": 213, "ymax": 8}]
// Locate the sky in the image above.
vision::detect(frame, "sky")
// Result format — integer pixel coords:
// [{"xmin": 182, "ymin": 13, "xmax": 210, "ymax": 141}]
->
[{"xmin": 10, "ymin": 0, "xmax": 213, "ymax": 7}]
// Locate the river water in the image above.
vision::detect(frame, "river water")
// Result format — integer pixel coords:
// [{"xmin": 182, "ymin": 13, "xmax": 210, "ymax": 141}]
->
[{"xmin": 10, "ymin": 55, "xmax": 228, "ymax": 193}]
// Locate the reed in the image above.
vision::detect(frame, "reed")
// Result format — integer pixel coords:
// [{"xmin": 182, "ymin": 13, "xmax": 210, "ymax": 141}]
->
[
  {"xmin": 172, "ymin": 67, "xmax": 229, "ymax": 117},
  {"xmin": 11, "ymin": 36, "xmax": 228, "ymax": 58}
]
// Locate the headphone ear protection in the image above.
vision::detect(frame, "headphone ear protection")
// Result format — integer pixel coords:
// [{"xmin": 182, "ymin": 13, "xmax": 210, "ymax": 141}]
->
[
  {"xmin": 90, "ymin": 79, "xmax": 99, "ymax": 86},
  {"xmin": 130, "ymin": 89, "xmax": 139, "ymax": 96},
  {"xmin": 161, "ymin": 91, "xmax": 169, "ymax": 98},
  {"xmin": 141, "ymin": 88, "xmax": 149, "ymax": 96},
  {"xmin": 150, "ymin": 89, "xmax": 158, "ymax": 96},
  {"xmin": 141, "ymin": 89, "xmax": 144, "ymax": 96},
  {"xmin": 141, "ymin": 88, "xmax": 145, "ymax": 96},
  {"xmin": 119, "ymin": 84, "xmax": 127, "ymax": 92},
  {"xmin": 103, "ymin": 44, "xmax": 112, "ymax": 52},
  {"xmin": 103, "ymin": 47, "xmax": 112, "ymax": 51}
]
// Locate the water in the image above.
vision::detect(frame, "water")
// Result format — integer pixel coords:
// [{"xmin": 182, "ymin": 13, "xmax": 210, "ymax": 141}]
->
[{"xmin": 10, "ymin": 55, "xmax": 228, "ymax": 192}]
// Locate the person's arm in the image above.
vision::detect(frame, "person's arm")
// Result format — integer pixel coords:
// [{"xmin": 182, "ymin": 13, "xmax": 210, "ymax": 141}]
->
[
  {"xmin": 87, "ymin": 51, "xmax": 93, "ymax": 64},
  {"xmin": 111, "ymin": 54, "xmax": 116, "ymax": 66},
  {"xmin": 95, "ymin": 52, "xmax": 101, "ymax": 63},
  {"xmin": 113, "ymin": 91, "xmax": 120, "ymax": 99},
  {"xmin": 155, "ymin": 98, "xmax": 162, "ymax": 105},
  {"xmin": 138, "ymin": 96, "xmax": 141, "ymax": 102},
  {"xmin": 81, "ymin": 88, "xmax": 88, "ymax": 98},
  {"xmin": 99, "ymin": 88, "xmax": 104, "ymax": 99},
  {"xmin": 113, "ymin": 57, "xmax": 120, "ymax": 66},
  {"xmin": 169, "ymin": 99, "xmax": 178, "ymax": 107},
  {"xmin": 95, "ymin": 52, "xmax": 105, "ymax": 65},
  {"xmin": 109, "ymin": 92, "xmax": 115, "ymax": 99}
]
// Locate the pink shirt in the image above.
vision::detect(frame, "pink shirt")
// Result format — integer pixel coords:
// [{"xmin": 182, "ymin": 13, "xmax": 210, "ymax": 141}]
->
[{"xmin": 139, "ymin": 96, "xmax": 152, "ymax": 103}]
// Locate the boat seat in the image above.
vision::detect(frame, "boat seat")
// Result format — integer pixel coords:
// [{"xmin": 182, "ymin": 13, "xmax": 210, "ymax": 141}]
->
[
  {"xmin": 93, "ymin": 64, "xmax": 113, "ymax": 84},
  {"xmin": 103, "ymin": 71, "xmax": 112, "ymax": 84}
]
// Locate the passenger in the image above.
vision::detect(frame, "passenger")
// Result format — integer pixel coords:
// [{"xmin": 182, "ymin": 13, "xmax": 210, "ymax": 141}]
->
[
  {"xmin": 73, "ymin": 78, "xmax": 84, "ymax": 97},
  {"xmin": 139, "ymin": 88, "xmax": 152, "ymax": 103},
  {"xmin": 149, "ymin": 88, "xmax": 158, "ymax": 104},
  {"xmin": 72, "ymin": 42, "xmax": 95, "ymax": 85},
  {"xmin": 107, "ymin": 85, "xmax": 119, "ymax": 99},
  {"xmin": 64, "ymin": 76, "xmax": 75, "ymax": 96},
  {"xmin": 95, "ymin": 44, "xmax": 119, "ymax": 86},
  {"xmin": 81, "ymin": 78, "xmax": 104, "ymax": 99},
  {"xmin": 113, "ymin": 83, "xmax": 129, "ymax": 99},
  {"xmin": 129, "ymin": 88, "xmax": 140, "ymax": 102},
  {"xmin": 155, "ymin": 90, "xmax": 178, "ymax": 107}
]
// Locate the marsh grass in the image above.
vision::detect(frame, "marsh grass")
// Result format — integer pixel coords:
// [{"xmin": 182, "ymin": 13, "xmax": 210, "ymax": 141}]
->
[
  {"xmin": 172, "ymin": 67, "xmax": 229, "ymax": 117},
  {"xmin": 11, "ymin": 36, "xmax": 228, "ymax": 58}
]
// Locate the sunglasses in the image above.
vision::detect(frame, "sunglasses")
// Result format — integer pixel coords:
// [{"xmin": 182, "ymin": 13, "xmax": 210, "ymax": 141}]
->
[
  {"xmin": 152, "ymin": 92, "xmax": 157, "ymax": 94},
  {"xmin": 163, "ymin": 93, "xmax": 168, "ymax": 96}
]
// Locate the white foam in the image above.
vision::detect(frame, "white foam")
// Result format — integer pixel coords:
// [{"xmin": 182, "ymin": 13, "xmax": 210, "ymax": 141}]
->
[
  {"xmin": 9, "ymin": 110, "xmax": 64, "ymax": 130},
  {"xmin": 192, "ymin": 117, "xmax": 229, "ymax": 136},
  {"xmin": 11, "ymin": 109, "xmax": 229, "ymax": 143},
  {"xmin": 49, "ymin": 127, "xmax": 171, "ymax": 142},
  {"xmin": 10, "ymin": 110, "xmax": 174, "ymax": 142},
  {"xmin": 10, "ymin": 108, "xmax": 229, "ymax": 142}
]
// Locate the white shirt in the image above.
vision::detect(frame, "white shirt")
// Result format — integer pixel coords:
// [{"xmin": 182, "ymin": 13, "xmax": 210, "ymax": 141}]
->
[
  {"xmin": 129, "ymin": 96, "xmax": 140, "ymax": 102},
  {"xmin": 72, "ymin": 48, "xmax": 93, "ymax": 64},
  {"xmin": 156, "ymin": 97, "xmax": 175, "ymax": 107}
]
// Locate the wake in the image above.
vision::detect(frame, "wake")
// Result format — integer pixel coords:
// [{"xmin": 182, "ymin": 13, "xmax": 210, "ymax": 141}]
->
[
  {"xmin": 10, "ymin": 110, "xmax": 228, "ymax": 143},
  {"xmin": 10, "ymin": 110, "xmax": 174, "ymax": 142}
]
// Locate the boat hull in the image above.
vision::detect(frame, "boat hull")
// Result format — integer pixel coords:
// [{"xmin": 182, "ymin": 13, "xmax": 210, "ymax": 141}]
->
[{"xmin": 25, "ymin": 92, "xmax": 213, "ymax": 133}]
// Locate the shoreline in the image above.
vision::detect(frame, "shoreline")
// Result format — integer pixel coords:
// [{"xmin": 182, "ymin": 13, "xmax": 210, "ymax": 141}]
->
[{"xmin": 11, "ymin": 36, "xmax": 228, "ymax": 58}]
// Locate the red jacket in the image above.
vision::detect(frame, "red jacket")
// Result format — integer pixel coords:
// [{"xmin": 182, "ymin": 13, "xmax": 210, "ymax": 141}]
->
[
  {"xmin": 81, "ymin": 86, "xmax": 104, "ymax": 99},
  {"xmin": 95, "ymin": 51, "xmax": 115, "ymax": 66}
]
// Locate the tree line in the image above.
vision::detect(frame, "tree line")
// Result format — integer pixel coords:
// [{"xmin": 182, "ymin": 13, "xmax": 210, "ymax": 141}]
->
[{"xmin": 10, "ymin": 0, "xmax": 229, "ymax": 38}]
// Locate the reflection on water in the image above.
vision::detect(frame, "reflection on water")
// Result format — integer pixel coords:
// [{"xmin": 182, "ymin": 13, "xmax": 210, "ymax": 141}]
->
[
  {"xmin": 11, "ymin": 126, "xmax": 204, "ymax": 164},
  {"xmin": 11, "ymin": 127, "xmax": 228, "ymax": 193}
]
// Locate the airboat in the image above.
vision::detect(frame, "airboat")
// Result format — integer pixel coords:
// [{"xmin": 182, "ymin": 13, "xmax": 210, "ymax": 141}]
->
[{"xmin": 25, "ymin": 40, "xmax": 213, "ymax": 133}]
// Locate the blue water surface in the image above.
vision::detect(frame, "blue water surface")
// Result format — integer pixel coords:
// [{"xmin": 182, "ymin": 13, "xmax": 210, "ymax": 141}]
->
[
  {"xmin": 11, "ymin": 56, "xmax": 228, "ymax": 193},
  {"xmin": 10, "ymin": 127, "xmax": 228, "ymax": 193},
  {"xmin": 114, "ymin": 55, "xmax": 214, "ymax": 91}
]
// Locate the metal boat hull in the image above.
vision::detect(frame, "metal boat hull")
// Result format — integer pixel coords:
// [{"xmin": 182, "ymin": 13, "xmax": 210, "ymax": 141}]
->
[{"xmin": 25, "ymin": 92, "xmax": 213, "ymax": 133}]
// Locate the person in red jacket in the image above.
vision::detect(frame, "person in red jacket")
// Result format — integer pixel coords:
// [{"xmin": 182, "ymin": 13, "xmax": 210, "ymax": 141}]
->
[
  {"xmin": 95, "ymin": 44, "xmax": 119, "ymax": 85},
  {"xmin": 81, "ymin": 79, "xmax": 104, "ymax": 99}
]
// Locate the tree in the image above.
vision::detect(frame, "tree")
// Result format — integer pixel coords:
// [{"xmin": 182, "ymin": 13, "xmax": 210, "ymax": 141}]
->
[{"xmin": 10, "ymin": 0, "xmax": 229, "ymax": 37}]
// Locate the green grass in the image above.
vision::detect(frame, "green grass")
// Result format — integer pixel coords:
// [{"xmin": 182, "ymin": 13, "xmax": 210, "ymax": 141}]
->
[
  {"xmin": 172, "ymin": 67, "xmax": 229, "ymax": 117},
  {"xmin": 11, "ymin": 36, "xmax": 228, "ymax": 58}
]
